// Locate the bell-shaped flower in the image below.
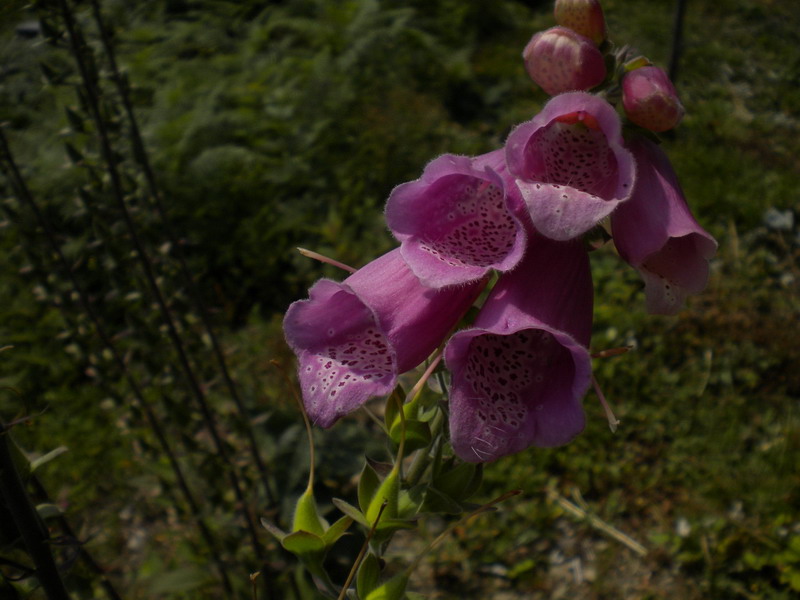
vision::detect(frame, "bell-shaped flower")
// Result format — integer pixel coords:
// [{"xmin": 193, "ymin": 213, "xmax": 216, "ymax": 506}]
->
[
  {"xmin": 284, "ymin": 249, "xmax": 484, "ymax": 427},
  {"xmin": 505, "ymin": 92, "xmax": 635, "ymax": 241},
  {"xmin": 445, "ymin": 235, "xmax": 593, "ymax": 463},
  {"xmin": 385, "ymin": 151, "xmax": 529, "ymax": 288},
  {"xmin": 611, "ymin": 137, "xmax": 717, "ymax": 315},
  {"xmin": 522, "ymin": 27, "xmax": 606, "ymax": 96},
  {"xmin": 622, "ymin": 65, "xmax": 685, "ymax": 132},
  {"xmin": 554, "ymin": 0, "xmax": 607, "ymax": 46}
]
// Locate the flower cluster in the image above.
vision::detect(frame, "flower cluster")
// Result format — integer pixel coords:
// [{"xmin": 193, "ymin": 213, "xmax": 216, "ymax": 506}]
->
[{"xmin": 284, "ymin": 0, "xmax": 716, "ymax": 463}]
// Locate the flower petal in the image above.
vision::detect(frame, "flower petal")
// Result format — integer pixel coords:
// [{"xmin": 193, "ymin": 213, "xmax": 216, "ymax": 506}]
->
[
  {"xmin": 445, "ymin": 237, "xmax": 593, "ymax": 462},
  {"xmin": 386, "ymin": 152, "xmax": 528, "ymax": 287},
  {"xmin": 611, "ymin": 137, "xmax": 717, "ymax": 315}
]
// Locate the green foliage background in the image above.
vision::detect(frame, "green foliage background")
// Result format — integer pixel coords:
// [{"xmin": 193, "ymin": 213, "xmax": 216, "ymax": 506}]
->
[{"xmin": 1, "ymin": 0, "xmax": 798, "ymax": 598}]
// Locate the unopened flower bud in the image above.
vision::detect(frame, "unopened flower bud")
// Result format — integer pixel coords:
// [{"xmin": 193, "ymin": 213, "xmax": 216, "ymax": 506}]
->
[
  {"xmin": 554, "ymin": 0, "xmax": 607, "ymax": 45},
  {"xmin": 622, "ymin": 66, "xmax": 685, "ymax": 132},
  {"xmin": 523, "ymin": 26, "xmax": 606, "ymax": 96}
]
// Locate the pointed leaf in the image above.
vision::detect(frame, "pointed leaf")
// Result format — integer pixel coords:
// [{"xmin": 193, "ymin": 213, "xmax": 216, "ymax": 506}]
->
[
  {"xmin": 260, "ymin": 518, "xmax": 287, "ymax": 542},
  {"xmin": 421, "ymin": 487, "xmax": 463, "ymax": 515},
  {"xmin": 358, "ymin": 462, "xmax": 380, "ymax": 514},
  {"xmin": 356, "ymin": 553, "xmax": 381, "ymax": 599},
  {"xmin": 35, "ymin": 503, "xmax": 62, "ymax": 520},
  {"xmin": 433, "ymin": 463, "xmax": 476, "ymax": 500},
  {"xmin": 332, "ymin": 498, "xmax": 370, "ymax": 528},
  {"xmin": 366, "ymin": 468, "xmax": 399, "ymax": 522},
  {"xmin": 30, "ymin": 446, "xmax": 68, "ymax": 472},
  {"xmin": 364, "ymin": 573, "xmax": 409, "ymax": 600},
  {"xmin": 389, "ymin": 419, "xmax": 431, "ymax": 454},
  {"xmin": 374, "ymin": 518, "xmax": 417, "ymax": 535},
  {"xmin": 321, "ymin": 516, "xmax": 352, "ymax": 547}
]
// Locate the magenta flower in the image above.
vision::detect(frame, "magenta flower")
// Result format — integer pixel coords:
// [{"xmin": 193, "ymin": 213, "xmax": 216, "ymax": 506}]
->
[
  {"xmin": 611, "ymin": 137, "xmax": 717, "ymax": 315},
  {"xmin": 622, "ymin": 65, "xmax": 685, "ymax": 132},
  {"xmin": 385, "ymin": 151, "xmax": 529, "ymax": 288},
  {"xmin": 445, "ymin": 235, "xmax": 593, "ymax": 463},
  {"xmin": 284, "ymin": 249, "xmax": 484, "ymax": 427},
  {"xmin": 506, "ymin": 92, "xmax": 635, "ymax": 241},
  {"xmin": 522, "ymin": 27, "xmax": 606, "ymax": 96}
]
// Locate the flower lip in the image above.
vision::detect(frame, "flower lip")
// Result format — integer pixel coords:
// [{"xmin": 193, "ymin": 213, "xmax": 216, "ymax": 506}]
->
[
  {"xmin": 284, "ymin": 278, "xmax": 398, "ymax": 428},
  {"xmin": 505, "ymin": 92, "xmax": 635, "ymax": 241},
  {"xmin": 386, "ymin": 151, "xmax": 529, "ymax": 288}
]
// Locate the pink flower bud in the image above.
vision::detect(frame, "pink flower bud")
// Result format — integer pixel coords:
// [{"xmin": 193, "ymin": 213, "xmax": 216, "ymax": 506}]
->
[
  {"xmin": 622, "ymin": 66, "xmax": 685, "ymax": 132},
  {"xmin": 523, "ymin": 26, "xmax": 606, "ymax": 96},
  {"xmin": 554, "ymin": 0, "xmax": 607, "ymax": 45}
]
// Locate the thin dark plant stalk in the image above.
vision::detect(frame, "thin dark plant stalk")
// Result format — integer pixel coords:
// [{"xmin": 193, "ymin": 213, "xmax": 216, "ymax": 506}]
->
[
  {"xmin": 88, "ymin": 0, "xmax": 275, "ymax": 506},
  {"xmin": 336, "ymin": 501, "xmax": 388, "ymax": 600},
  {"xmin": 0, "ymin": 128, "xmax": 234, "ymax": 598},
  {"xmin": 29, "ymin": 476, "xmax": 123, "ymax": 600},
  {"xmin": 0, "ymin": 420, "xmax": 72, "ymax": 600},
  {"xmin": 55, "ymin": 0, "xmax": 264, "ymax": 561},
  {"xmin": 668, "ymin": 0, "xmax": 687, "ymax": 83}
]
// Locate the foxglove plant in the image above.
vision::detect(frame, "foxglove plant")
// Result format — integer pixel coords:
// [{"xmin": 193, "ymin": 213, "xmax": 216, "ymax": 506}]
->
[{"xmin": 276, "ymin": 0, "xmax": 716, "ymax": 596}]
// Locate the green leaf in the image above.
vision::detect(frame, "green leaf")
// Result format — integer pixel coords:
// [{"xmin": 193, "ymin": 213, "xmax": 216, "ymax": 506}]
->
[
  {"xmin": 364, "ymin": 573, "xmax": 408, "ymax": 600},
  {"xmin": 356, "ymin": 552, "xmax": 380, "ymax": 598},
  {"xmin": 374, "ymin": 518, "xmax": 416, "ymax": 535},
  {"xmin": 35, "ymin": 503, "xmax": 62, "ymax": 520},
  {"xmin": 260, "ymin": 518, "xmax": 287, "ymax": 542},
  {"xmin": 281, "ymin": 530, "xmax": 326, "ymax": 556},
  {"xmin": 433, "ymin": 462, "xmax": 481, "ymax": 501},
  {"xmin": 332, "ymin": 498, "xmax": 370, "ymax": 528},
  {"xmin": 30, "ymin": 446, "xmax": 68, "ymax": 472},
  {"xmin": 389, "ymin": 419, "xmax": 431, "ymax": 454},
  {"xmin": 321, "ymin": 516, "xmax": 352, "ymax": 547},
  {"xmin": 366, "ymin": 468, "xmax": 399, "ymax": 522},
  {"xmin": 358, "ymin": 462, "xmax": 380, "ymax": 514},
  {"xmin": 420, "ymin": 487, "xmax": 463, "ymax": 515},
  {"xmin": 293, "ymin": 487, "xmax": 326, "ymax": 537},
  {"xmin": 398, "ymin": 484, "xmax": 426, "ymax": 519}
]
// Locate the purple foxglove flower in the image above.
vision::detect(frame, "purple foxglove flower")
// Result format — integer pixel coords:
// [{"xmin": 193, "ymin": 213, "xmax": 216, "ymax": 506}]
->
[
  {"xmin": 445, "ymin": 235, "xmax": 593, "ymax": 463},
  {"xmin": 522, "ymin": 27, "xmax": 606, "ymax": 96},
  {"xmin": 554, "ymin": 0, "xmax": 607, "ymax": 46},
  {"xmin": 506, "ymin": 92, "xmax": 635, "ymax": 241},
  {"xmin": 385, "ymin": 151, "xmax": 530, "ymax": 288},
  {"xmin": 611, "ymin": 137, "xmax": 717, "ymax": 315},
  {"xmin": 284, "ymin": 249, "xmax": 484, "ymax": 427},
  {"xmin": 622, "ymin": 65, "xmax": 685, "ymax": 132}
]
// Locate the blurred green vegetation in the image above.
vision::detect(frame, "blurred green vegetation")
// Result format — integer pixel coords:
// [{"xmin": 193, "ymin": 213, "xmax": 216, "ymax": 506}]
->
[{"xmin": 1, "ymin": 0, "xmax": 798, "ymax": 598}]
